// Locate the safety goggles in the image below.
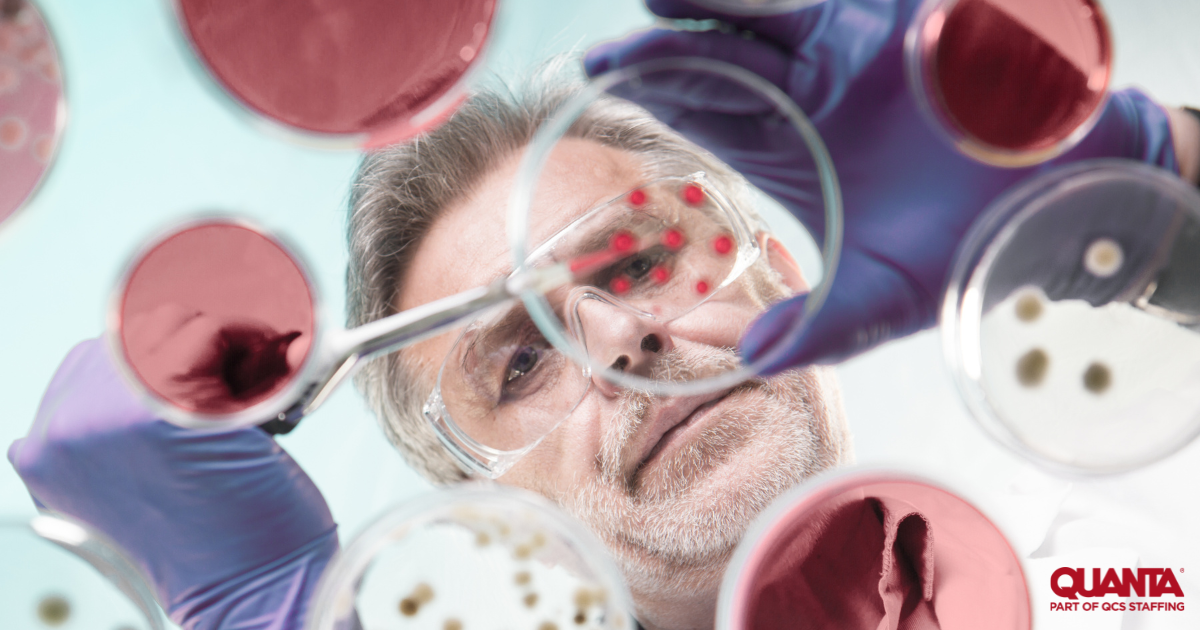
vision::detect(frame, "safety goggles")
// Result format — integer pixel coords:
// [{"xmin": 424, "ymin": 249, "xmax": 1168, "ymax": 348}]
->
[{"xmin": 425, "ymin": 172, "xmax": 764, "ymax": 478}]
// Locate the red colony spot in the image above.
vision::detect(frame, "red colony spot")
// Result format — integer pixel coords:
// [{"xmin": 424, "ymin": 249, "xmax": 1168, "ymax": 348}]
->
[
  {"xmin": 650, "ymin": 266, "xmax": 670, "ymax": 284},
  {"xmin": 932, "ymin": 0, "xmax": 1110, "ymax": 152},
  {"xmin": 695, "ymin": 280, "xmax": 709, "ymax": 295},
  {"xmin": 610, "ymin": 231, "xmax": 635, "ymax": 253},
  {"xmin": 712, "ymin": 235, "xmax": 733, "ymax": 255},
  {"xmin": 610, "ymin": 276, "xmax": 632, "ymax": 295},
  {"xmin": 682, "ymin": 184, "xmax": 705, "ymax": 206},
  {"xmin": 628, "ymin": 189, "xmax": 647, "ymax": 207},
  {"xmin": 661, "ymin": 229, "xmax": 685, "ymax": 250}
]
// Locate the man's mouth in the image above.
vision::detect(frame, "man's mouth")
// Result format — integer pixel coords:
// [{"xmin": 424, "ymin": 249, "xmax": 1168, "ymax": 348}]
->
[{"xmin": 632, "ymin": 387, "xmax": 736, "ymax": 476}]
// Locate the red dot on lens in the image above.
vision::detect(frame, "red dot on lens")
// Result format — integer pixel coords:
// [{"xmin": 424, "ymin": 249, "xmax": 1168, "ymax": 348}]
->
[
  {"xmin": 661, "ymin": 229, "xmax": 685, "ymax": 250},
  {"xmin": 695, "ymin": 280, "xmax": 709, "ymax": 295},
  {"xmin": 628, "ymin": 189, "xmax": 647, "ymax": 207},
  {"xmin": 683, "ymin": 184, "xmax": 705, "ymax": 206},
  {"xmin": 650, "ymin": 266, "xmax": 670, "ymax": 284},
  {"xmin": 712, "ymin": 235, "xmax": 733, "ymax": 255},
  {"xmin": 610, "ymin": 231, "xmax": 635, "ymax": 252},
  {"xmin": 610, "ymin": 276, "xmax": 632, "ymax": 295}
]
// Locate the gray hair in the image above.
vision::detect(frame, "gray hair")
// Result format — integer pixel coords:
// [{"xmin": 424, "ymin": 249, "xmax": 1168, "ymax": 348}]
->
[{"xmin": 346, "ymin": 61, "xmax": 759, "ymax": 484}]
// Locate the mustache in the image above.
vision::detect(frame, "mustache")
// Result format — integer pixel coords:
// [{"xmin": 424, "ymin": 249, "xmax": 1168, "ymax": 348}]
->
[{"xmin": 596, "ymin": 345, "xmax": 754, "ymax": 485}]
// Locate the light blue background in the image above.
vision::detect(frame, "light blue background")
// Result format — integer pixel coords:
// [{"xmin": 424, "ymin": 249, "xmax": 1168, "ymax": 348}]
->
[{"xmin": 2, "ymin": 0, "xmax": 1199, "ymax": 628}]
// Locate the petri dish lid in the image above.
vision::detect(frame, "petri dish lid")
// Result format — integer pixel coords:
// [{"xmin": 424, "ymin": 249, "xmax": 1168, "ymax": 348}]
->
[
  {"xmin": 507, "ymin": 56, "xmax": 842, "ymax": 398},
  {"xmin": 305, "ymin": 485, "xmax": 635, "ymax": 630},
  {"xmin": 108, "ymin": 217, "xmax": 323, "ymax": 430},
  {"xmin": 0, "ymin": 514, "xmax": 166, "ymax": 630},
  {"xmin": 905, "ymin": 0, "xmax": 1112, "ymax": 167},
  {"xmin": 170, "ymin": 0, "xmax": 497, "ymax": 148},
  {"xmin": 716, "ymin": 468, "xmax": 1030, "ymax": 630},
  {"xmin": 943, "ymin": 159, "xmax": 1200, "ymax": 475},
  {"xmin": 0, "ymin": 0, "xmax": 66, "ymax": 230}
]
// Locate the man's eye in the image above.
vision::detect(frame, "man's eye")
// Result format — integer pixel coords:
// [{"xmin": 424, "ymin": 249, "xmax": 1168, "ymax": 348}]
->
[
  {"xmin": 624, "ymin": 254, "xmax": 655, "ymax": 279},
  {"xmin": 506, "ymin": 346, "xmax": 539, "ymax": 383}
]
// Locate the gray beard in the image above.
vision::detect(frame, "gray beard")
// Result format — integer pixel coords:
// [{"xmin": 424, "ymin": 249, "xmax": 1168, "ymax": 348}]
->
[{"xmin": 549, "ymin": 344, "xmax": 851, "ymax": 601}]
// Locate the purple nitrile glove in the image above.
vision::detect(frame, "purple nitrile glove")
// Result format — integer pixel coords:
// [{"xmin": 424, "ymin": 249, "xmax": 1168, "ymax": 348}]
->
[
  {"xmin": 7, "ymin": 338, "xmax": 338, "ymax": 630},
  {"xmin": 585, "ymin": 0, "xmax": 1179, "ymax": 372}
]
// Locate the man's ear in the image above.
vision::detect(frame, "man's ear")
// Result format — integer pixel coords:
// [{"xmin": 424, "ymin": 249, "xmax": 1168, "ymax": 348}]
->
[{"xmin": 758, "ymin": 232, "xmax": 809, "ymax": 292}]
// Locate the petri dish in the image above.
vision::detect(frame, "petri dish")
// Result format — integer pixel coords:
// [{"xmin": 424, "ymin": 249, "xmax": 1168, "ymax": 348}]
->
[
  {"xmin": 507, "ymin": 56, "xmax": 841, "ymax": 398},
  {"xmin": 905, "ymin": 0, "xmax": 1112, "ymax": 167},
  {"xmin": 685, "ymin": 0, "xmax": 827, "ymax": 16},
  {"xmin": 943, "ymin": 160, "xmax": 1200, "ymax": 475},
  {"xmin": 0, "ymin": 0, "xmax": 66, "ymax": 230},
  {"xmin": 170, "ymin": 0, "xmax": 497, "ymax": 149},
  {"xmin": 305, "ymin": 485, "xmax": 634, "ymax": 630},
  {"xmin": 108, "ymin": 218, "xmax": 322, "ymax": 429},
  {"xmin": 716, "ymin": 469, "xmax": 1030, "ymax": 630},
  {"xmin": 0, "ymin": 514, "xmax": 165, "ymax": 630}
]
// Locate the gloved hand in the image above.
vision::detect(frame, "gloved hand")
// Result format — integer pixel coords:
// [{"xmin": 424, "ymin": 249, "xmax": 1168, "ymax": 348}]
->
[
  {"xmin": 7, "ymin": 338, "xmax": 338, "ymax": 630},
  {"xmin": 585, "ymin": 0, "xmax": 1179, "ymax": 372}
]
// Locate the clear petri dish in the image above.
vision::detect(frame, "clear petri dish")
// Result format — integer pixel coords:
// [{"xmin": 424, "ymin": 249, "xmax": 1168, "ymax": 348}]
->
[
  {"xmin": 686, "ymin": 0, "xmax": 827, "ymax": 16},
  {"xmin": 943, "ymin": 160, "xmax": 1200, "ymax": 475},
  {"xmin": 169, "ymin": 0, "xmax": 497, "ymax": 149},
  {"xmin": 905, "ymin": 0, "xmax": 1112, "ymax": 167},
  {"xmin": 716, "ymin": 469, "xmax": 1030, "ymax": 630},
  {"xmin": 305, "ymin": 485, "xmax": 634, "ymax": 630},
  {"xmin": 0, "ymin": 514, "xmax": 166, "ymax": 630},
  {"xmin": 0, "ymin": 0, "xmax": 66, "ymax": 230},
  {"xmin": 507, "ymin": 56, "xmax": 841, "ymax": 398},
  {"xmin": 107, "ymin": 217, "xmax": 323, "ymax": 430}
]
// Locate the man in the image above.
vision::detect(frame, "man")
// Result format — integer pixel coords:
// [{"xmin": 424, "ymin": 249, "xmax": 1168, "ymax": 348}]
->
[{"xmin": 344, "ymin": 68, "xmax": 852, "ymax": 629}]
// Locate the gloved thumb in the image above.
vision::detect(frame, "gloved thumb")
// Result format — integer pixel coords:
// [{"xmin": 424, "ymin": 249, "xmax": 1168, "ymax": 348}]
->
[{"xmin": 740, "ymin": 250, "xmax": 933, "ymax": 372}]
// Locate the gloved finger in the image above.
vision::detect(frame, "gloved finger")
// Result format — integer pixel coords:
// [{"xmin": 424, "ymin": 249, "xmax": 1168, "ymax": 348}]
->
[
  {"xmin": 642, "ymin": 0, "xmax": 832, "ymax": 51},
  {"xmin": 741, "ymin": 250, "xmax": 930, "ymax": 372},
  {"xmin": 585, "ymin": 28, "xmax": 790, "ymax": 90}
]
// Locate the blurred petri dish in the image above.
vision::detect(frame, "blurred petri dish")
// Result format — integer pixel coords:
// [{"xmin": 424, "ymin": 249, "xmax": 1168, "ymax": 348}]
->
[
  {"xmin": 905, "ymin": 0, "xmax": 1111, "ymax": 167},
  {"xmin": 0, "ymin": 514, "xmax": 165, "ymax": 630},
  {"xmin": 716, "ymin": 469, "xmax": 1030, "ymax": 630},
  {"xmin": 944, "ymin": 160, "xmax": 1200, "ymax": 475},
  {"xmin": 171, "ymin": 0, "xmax": 497, "ymax": 149},
  {"xmin": 686, "ymin": 0, "xmax": 827, "ymax": 16},
  {"xmin": 109, "ymin": 218, "xmax": 321, "ymax": 429},
  {"xmin": 305, "ymin": 485, "xmax": 634, "ymax": 630},
  {"xmin": 0, "ymin": 0, "xmax": 66, "ymax": 230},
  {"xmin": 507, "ymin": 57, "xmax": 841, "ymax": 398}
]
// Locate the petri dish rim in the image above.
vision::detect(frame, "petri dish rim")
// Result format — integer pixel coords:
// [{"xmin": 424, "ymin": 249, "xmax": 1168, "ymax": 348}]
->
[
  {"xmin": 903, "ymin": 0, "xmax": 1114, "ymax": 168},
  {"xmin": 3, "ymin": 514, "xmax": 167, "ymax": 630},
  {"xmin": 303, "ymin": 484, "xmax": 636, "ymax": 630},
  {"xmin": 941, "ymin": 159, "xmax": 1200, "ymax": 477},
  {"xmin": 684, "ymin": 0, "xmax": 828, "ymax": 17},
  {"xmin": 162, "ymin": 0, "xmax": 499, "ymax": 150},
  {"xmin": 714, "ymin": 466, "xmax": 1032, "ymax": 630},
  {"xmin": 0, "ymin": 0, "xmax": 69, "ymax": 234},
  {"xmin": 507, "ymin": 56, "xmax": 844, "ymax": 398},
  {"xmin": 106, "ymin": 215, "xmax": 326, "ymax": 431}
]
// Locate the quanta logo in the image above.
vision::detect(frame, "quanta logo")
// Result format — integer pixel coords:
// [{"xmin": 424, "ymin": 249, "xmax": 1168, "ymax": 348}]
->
[{"xmin": 1051, "ymin": 568, "xmax": 1185, "ymax": 600}]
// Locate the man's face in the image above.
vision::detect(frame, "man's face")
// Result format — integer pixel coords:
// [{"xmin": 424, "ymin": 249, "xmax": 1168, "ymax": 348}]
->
[{"xmin": 398, "ymin": 139, "xmax": 849, "ymax": 625}]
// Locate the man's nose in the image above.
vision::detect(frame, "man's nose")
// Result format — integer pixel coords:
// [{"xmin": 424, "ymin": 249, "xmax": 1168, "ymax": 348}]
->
[{"xmin": 570, "ymin": 292, "xmax": 674, "ymax": 397}]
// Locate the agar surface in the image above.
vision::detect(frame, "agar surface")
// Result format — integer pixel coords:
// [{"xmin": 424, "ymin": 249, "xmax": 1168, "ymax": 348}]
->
[{"xmin": 1016, "ymin": 348, "xmax": 1049, "ymax": 387}]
